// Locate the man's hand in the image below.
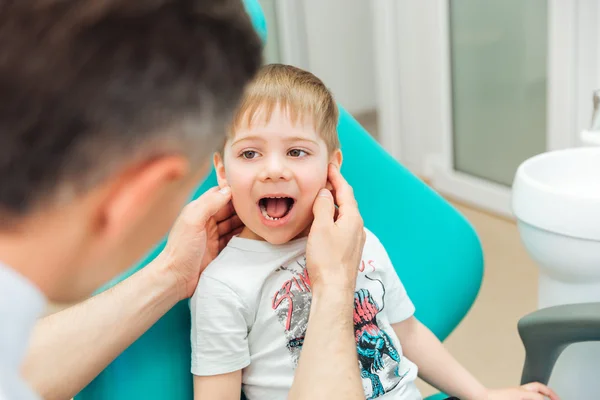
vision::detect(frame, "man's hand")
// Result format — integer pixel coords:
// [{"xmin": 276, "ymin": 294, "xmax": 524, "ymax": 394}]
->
[
  {"xmin": 289, "ymin": 164, "xmax": 365, "ymax": 400},
  {"xmin": 486, "ymin": 382, "xmax": 560, "ymax": 400},
  {"xmin": 306, "ymin": 164, "xmax": 365, "ymax": 293},
  {"xmin": 24, "ymin": 185, "xmax": 244, "ymax": 400},
  {"xmin": 160, "ymin": 186, "xmax": 243, "ymax": 301}
]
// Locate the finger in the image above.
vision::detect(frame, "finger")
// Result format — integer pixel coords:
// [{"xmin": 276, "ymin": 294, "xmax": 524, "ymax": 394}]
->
[
  {"xmin": 523, "ymin": 383, "xmax": 559, "ymax": 400},
  {"xmin": 184, "ymin": 186, "xmax": 232, "ymax": 226},
  {"xmin": 523, "ymin": 393, "xmax": 544, "ymax": 400},
  {"xmin": 517, "ymin": 388, "xmax": 544, "ymax": 400},
  {"xmin": 327, "ymin": 164, "xmax": 358, "ymax": 216},
  {"xmin": 327, "ymin": 185, "xmax": 339, "ymax": 211},
  {"xmin": 311, "ymin": 188, "xmax": 335, "ymax": 228},
  {"xmin": 217, "ymin": 214, "xmax": 243, "ymax": 237}
]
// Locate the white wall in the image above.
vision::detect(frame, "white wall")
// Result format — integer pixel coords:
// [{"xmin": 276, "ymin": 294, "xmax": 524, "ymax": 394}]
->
[
  {"xmin": 373, "ymin": 0, "xmax": 444, "ymax": 177},
  {"xmin": 301, "ymin": 0, "xmax": 377, "ymax": 115},
  {"xmin": 258, "ymin": 0, "xmax": 281, "ymax": 65},
  {"xmin": 375, "ymin": 0, "xmax": 598, "ymax": 180}
]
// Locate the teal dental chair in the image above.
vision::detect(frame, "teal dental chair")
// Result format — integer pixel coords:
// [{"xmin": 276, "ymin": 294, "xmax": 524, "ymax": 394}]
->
[{"xmin": 76, "ymin": 1, "xmax": 484, "ymax": 399}]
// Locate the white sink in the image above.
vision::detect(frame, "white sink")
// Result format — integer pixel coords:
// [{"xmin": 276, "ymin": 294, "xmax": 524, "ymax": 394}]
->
[
  {"xmin": 513, "ymin": 147, "xmax": 600, "ymax": 241},
  {"xmin": 512, "ymin": 147, "xmax": 600, "ymax": 400}
]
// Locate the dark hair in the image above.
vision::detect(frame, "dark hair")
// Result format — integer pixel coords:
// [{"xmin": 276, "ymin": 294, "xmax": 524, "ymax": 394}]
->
[{"xmin": 0, "ymin": 0, "xmax": 262, "ymax": 218}]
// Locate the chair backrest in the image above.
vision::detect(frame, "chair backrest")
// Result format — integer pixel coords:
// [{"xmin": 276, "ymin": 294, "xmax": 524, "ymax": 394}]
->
[
  {"xmin": 336, "ymin": 107, "xmax": 483, "ymax": 337},
  {"xmin": 76, "ymin": 2, "xmax": 483, "ymax": 399}
]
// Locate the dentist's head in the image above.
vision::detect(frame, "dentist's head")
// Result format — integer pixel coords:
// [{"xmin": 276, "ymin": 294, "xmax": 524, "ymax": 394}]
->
[{"xmin": 0, "ymin": 0, "xmax": 262, "ymax": 302}]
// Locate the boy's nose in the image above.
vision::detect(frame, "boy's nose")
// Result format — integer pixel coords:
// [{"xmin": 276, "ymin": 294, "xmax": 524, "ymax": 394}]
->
[{"xmin": 260, "ymin": 155, "xmax": 292, "ymax": 181}]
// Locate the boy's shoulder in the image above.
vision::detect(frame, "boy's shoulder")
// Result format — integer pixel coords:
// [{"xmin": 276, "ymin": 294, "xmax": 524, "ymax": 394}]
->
[
  {"xmin": 362, "ymin": 227, "xmax": 387, "ymax": 254},
  {"xmin": 360, "ymin": 227, "xmax": 398, "ymax": 274},
  {"xmin": 201, "ymin": 244, "xmax": 253, "ymax": 282},
  {"xmin": 201, "ymin": 230, "xmax": 390, "ymax": 285},
  {"xmin": 201, "ymin": 238, "xmax": 298, "ymax": 289}
]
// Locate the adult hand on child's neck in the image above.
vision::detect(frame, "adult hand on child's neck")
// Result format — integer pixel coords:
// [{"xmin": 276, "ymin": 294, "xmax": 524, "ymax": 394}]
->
[
  {"xmin": 160, "ymin": 186, "xmax": 240, "ymax": 300},
  {"xmin": 290, "ymin": 163, "xmax": 365, "ymax": 400},
  {"xmin": 305, "ymin": 164, "xmax": 364, "ymax": 293}
]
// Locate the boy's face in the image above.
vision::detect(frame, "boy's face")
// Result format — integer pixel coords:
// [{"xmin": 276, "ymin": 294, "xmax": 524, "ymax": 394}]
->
[{"xmin": 215, "ymin": 106, "xmax": 341, "ymax": 244}]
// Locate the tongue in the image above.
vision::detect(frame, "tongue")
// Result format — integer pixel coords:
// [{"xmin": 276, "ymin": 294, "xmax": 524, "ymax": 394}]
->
[{"xmin": 266, "ymin": 198, "xmax": 288, "ymax": 218}]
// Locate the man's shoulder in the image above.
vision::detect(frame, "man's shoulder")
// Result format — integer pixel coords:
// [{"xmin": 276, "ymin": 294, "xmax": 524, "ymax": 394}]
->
[{"xmin": 0, "ymin": 368, "xmax": 42, "ymax": 400}]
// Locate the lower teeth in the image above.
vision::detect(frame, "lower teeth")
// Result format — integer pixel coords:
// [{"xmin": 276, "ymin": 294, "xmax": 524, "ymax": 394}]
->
[
  {"xmin": 260, "ymin": 204, "xmax": 280, "ymax": 221},
  {"xmin": 259, "ymin": 202, "xmax": 296, "ymax": 221}
]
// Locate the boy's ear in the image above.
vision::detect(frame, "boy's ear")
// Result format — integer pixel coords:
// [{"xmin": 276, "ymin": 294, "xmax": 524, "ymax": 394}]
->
[
  {"xmin": 213, "ymin": 152, "xmax": 228, "ymax": 188},
  {"xmin": 326, "ymin": 149, "xmax": 343, "ymax": 192},
  {"xmin": 330, "ymin": 149, "xmax": 343, "ymax": 169},
  {"xmin": 213, "ymin": 152, "xmax": 227, "ymax": 187}
]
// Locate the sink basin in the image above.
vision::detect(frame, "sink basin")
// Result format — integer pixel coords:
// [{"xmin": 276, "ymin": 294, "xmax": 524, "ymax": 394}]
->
[
  {"xmin": 513, "ymin": 147, "xmax": 600, "ymax": 241},
  {"xmin": 512, "ymin": 146, "xmax": 600, "ymax": 400}
]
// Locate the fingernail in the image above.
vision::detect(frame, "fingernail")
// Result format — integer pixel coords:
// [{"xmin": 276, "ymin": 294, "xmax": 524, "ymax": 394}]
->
[
  {"xmin": 219, "ymin": 186, "xmax": 231, "ymax": 195},
  {"xmin": 318, "ymin": 189, "xmax": 331, "ymax": 197}
]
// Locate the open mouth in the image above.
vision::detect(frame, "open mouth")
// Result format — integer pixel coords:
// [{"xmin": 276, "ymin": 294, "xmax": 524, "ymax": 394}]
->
[{"xmin": 259, "ymin": 196, "xmax": 295, "ymax": 221}]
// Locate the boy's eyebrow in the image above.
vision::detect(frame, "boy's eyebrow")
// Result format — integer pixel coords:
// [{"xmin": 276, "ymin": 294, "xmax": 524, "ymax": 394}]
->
[
  {"xmin": 230, "ymin": 135, "xmax": 319, "ymax": 146},
  {"xmin": 230, "ymin": 135, "xmax": 266, "ymax": 146},
  {"xmin": 283, "ymin": 136, "xmax": 320, "ymax": 145}
]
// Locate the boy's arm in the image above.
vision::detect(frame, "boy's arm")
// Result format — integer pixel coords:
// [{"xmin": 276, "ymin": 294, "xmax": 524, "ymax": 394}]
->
[
  {"xmin": 393, "ymin": 317, "xmax": 487, "ymax": 399},
  {"xmin": 392, "ymin": 318, "xmax": 560, "ymax": 400},
  {"xmin": 193, "ymin": 371, "xmax": 242, "ymax": 400},
  {"xmin": 190, "ymin": 276, "xmax": 251, "ymax": 398}
]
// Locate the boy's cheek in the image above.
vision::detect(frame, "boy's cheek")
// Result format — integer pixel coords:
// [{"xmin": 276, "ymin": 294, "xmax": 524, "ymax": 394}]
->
[{"xmin": 230, "ymin": 194, "xmax": 252, "ymax": 222}]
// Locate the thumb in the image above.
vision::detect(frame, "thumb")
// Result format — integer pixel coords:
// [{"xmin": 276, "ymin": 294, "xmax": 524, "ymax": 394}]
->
[
  {"xmin": 184, "ymin": 186, "xmax": 232, "ymax": 226},
  {"xmin": 312, "ymin": 188, "xmax": 335, "ymax": 227}
]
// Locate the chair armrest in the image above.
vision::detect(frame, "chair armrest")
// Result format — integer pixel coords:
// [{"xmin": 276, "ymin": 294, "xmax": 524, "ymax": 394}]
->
[{"xmin": 518, "ymin": 302, "xmax": 600, "ymax": 385}]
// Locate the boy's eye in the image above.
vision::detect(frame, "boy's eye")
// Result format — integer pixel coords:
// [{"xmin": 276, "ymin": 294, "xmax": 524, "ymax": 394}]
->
[
  {"xmin": 241, "ymin": 150, "xmax": 258, "ymax": 159},
  {"xmin": 288, "ymin": 149, "xmax": 308, "ymax": 158}
]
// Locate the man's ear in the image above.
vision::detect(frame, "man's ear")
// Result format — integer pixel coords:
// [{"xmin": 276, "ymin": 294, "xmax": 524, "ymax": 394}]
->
[
  {"xmin": 213, "ymin": 152, "xmax": 228, "ymax": 188},
  {"xmin": 94, "ymin": 155, "xmax": 190, "ymax": 240}
]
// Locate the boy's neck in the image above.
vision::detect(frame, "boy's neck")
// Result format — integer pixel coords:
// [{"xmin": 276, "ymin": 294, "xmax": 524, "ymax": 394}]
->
[
  {"xmin": 238, "ymin": 225, "xmax": 312, "ymax": 243},
  {"xmin": 238, "ymin": 226, "xmax": 266, "ymax": 241}
]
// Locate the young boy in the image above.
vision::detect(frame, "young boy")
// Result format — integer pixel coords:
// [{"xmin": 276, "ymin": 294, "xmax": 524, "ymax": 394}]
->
[{"xmin": 190, "ymin": 64, "xmax": 558, "ymax": 400}]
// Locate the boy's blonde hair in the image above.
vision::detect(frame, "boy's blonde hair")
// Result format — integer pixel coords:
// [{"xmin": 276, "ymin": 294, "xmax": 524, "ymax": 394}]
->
[{"xmin": 229, "ymin": 63, "xmax": 340, "ymax": 151}]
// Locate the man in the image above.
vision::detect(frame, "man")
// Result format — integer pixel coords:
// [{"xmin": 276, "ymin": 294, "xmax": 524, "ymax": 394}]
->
[{"xmin": 0, "ymin": 1, "xmax": 365, "ymax": 399}]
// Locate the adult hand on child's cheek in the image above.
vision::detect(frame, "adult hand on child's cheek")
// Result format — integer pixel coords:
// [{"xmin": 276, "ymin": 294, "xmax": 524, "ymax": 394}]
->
[
  {"xmin": 306, "ymin": 164, "xmax": 365, "ymax": 293},
  {"xmin": 159, "ymin": 186, "xmax": 243, "ymax": 301},
  {"xmin": 485, "ymin": 382, "xmax": 560, "ymax": 400}
]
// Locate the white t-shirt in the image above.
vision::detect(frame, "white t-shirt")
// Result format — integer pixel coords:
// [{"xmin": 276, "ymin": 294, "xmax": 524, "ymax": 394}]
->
[{"xmin": 190, "ymin": 229, "xmax": 422, "ymax": 400}]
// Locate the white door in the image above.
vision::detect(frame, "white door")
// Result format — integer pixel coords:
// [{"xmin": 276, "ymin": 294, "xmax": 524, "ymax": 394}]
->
[{"xmin": 374, "ymin": 0, "xmax": 600, "ymax": 218}]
